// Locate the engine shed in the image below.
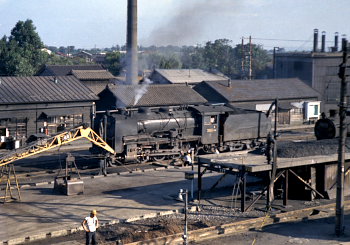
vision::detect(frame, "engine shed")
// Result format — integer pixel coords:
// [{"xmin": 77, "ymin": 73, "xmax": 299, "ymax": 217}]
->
[{"xmin": 197, "ymin": 151, "xmax": 350, "ymax": 212}]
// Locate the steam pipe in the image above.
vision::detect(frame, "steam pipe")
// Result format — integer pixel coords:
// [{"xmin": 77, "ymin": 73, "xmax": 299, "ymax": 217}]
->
[{"xmin": 126, "ymin": 0, "xmax": 138, "ymax": 85}]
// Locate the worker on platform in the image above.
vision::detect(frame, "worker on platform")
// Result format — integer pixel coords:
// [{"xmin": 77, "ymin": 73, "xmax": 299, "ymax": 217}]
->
[{"xmin": 82, "ymin": 210, "xmax": 99, "ymax": 245}]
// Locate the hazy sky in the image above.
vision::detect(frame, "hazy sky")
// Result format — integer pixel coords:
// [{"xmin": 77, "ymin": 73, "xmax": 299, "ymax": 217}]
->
[{"xmin": 0, "ymin": 0, "xmax": 348, "ymax": 50}]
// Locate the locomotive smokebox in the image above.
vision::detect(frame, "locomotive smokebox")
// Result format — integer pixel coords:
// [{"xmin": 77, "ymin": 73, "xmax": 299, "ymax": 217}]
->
[{"xmin": 126, "ymin": 0, "xmax": 138, "ymax": 85}]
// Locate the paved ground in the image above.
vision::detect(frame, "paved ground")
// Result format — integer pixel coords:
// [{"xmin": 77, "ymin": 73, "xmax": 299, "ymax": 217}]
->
[
  {"xmin": 0, "ymin": 166, "xmax": 235, "ymax": 243},
  {"xmin": 197, "ymin": 212, "xmax": 350, "ymax": 245}
]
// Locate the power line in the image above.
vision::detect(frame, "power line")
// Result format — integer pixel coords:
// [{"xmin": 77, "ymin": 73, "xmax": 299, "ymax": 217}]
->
[{"xmin": 246, "ymin": 37, "xmax": 334, "ymax": 43}]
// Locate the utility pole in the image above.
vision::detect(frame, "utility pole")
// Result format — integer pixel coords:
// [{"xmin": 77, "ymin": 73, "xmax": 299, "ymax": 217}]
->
[
  {"xmin": 273, "ymin": 47, "xmax": 279, "ymax": 79},
  {"xmin": 335, "ymin": 38, "xmax": 349, "ymax": 236},
  {"xmin": 249, "ymin": 36, "xmax": 253, "ymax": 80},
  {"xmin": 241, "ymin": 37, "xmax": 245, "ymax": 79}
]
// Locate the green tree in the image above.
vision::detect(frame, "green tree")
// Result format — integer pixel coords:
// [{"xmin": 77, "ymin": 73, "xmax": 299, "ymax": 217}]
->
[
  {"xmin": 105, "ymin": 51, "xmax": 124, "ymax": 76},
  {"xmin": 159, "ymin": 55, "xmax": 181, "ymax": 69},
  {"xmin": 0, "ymin": 19, "xmax": 48, "ymax": 76}
]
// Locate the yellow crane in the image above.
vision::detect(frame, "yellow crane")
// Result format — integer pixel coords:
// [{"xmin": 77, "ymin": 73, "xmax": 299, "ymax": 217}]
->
[{"xmin": 0, "ymin": 126, "xmax": 115, "ymax": 202}]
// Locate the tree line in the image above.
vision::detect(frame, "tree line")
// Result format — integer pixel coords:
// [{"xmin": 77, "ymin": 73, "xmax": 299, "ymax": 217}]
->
[{"xmin": 0, "ymin": 20, "xmax": 272, "ymax": 79}]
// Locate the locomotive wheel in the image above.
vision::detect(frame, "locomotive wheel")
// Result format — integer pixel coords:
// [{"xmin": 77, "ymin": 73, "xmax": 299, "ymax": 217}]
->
[
  {"xmin": 152, "ymin": 155, "xmax": 165, "ymax": 161},
  {"xmin": 137, "ymin": 156, "xmax": 147, "ymax": 163}
]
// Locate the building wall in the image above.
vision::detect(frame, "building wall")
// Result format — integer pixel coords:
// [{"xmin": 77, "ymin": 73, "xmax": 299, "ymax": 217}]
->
[
  {"xmin": 0, "ymin": 102, "xmax": 93, "ymax": 141},
  {"xmin": 275, "ymin": 56, "xmax": 313, "ymax": 87},
  {"xmin": 149, "ymin": 72, "xmax": 170, "ymax": 84},
  {"xmin": 275, "ymin": 53, "xmax": 344, "ymax": 116}
]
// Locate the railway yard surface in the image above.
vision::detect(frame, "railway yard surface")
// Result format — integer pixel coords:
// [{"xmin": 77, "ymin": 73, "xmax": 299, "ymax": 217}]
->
[{"xmin": 1, "ymin": 127, "xmax": 350, "ymax": 244}]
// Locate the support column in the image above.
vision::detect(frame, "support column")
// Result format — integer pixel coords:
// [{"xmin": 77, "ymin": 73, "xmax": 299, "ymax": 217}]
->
[
  {"xmin": 240, "ymin": 171, "xmax": 246, "ymax": 212},
  {"xmin": 283, "ymin": 170, "xmax": 289, "ymax": 206},
  {"xmin": 197, "ymin": 161, "xmax": 202, "ymax": 204}
]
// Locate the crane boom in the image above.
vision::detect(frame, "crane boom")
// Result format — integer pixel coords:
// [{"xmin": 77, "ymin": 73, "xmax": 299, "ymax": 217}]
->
[{"xmin": 0, "ymin": 126, "xmax": 115, "ymax": 167}]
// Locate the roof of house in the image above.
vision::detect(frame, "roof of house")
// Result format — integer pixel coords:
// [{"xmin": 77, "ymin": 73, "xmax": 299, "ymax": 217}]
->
[
  {"xmin": 0, "ymin": 76, "xmax": 98, "ymax": 104},
  {"xmin": 37, "ymin": 64, "xmax": 105, "ymax": 76},
  {"xmin": 194, "ymin": 78, "xmax": 321, "ymax": 103},
  {"xmin": 71, "ymin": 70, "xmax": 115, "ymax": 81},
  {"xmin": 104, "ymin": 84, "xmax": 207, "ymax": 108},
  {"xmin": 152, "ymin": 69, "xmax": 228, "ymax": 84}
]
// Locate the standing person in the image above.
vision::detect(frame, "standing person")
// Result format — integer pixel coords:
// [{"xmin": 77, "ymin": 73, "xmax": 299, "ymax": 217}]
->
[
  {"xmin": 183, "ymin": 153, "xmax": 192, "ymax": 167},
  {"xmin": 82, "ymin": 210, "xmax": 99, "ymax": 245}
]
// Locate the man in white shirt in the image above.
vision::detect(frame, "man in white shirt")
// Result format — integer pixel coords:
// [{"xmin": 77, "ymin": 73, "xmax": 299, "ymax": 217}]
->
[{"xmin": 82, "ymin": 210, "xmax": 99, "ymax": 245}]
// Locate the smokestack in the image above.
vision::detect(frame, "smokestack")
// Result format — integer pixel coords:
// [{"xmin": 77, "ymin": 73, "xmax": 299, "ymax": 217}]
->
[
  {"xmin": 126, "ymin": 0, "xmax": 138, "ymax": 85},
  {"xmin": 341, "ymin": 34, "xmax": 347, "ymax": 51},
  {"xmin": 321, "ymin": 31, "xmax": 326, "ymax": 52},
  {"xmin": 313, "ymin": 29, "xmax": 318, "ymax": 52},
  {"xmin": 334, "ymin": 32, "xmax": 339, "ymax": 52}
]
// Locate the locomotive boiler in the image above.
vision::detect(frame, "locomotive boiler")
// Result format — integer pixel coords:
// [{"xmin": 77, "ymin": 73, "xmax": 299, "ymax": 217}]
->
[{"xmin": 93, "ymin": 104, "xmax": 271, "ymax": 163}]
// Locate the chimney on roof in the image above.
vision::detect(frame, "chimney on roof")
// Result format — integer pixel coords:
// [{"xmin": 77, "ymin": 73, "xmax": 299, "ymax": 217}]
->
[
  {"xmin": 321, "ymin": 31, "xmax": 326, "ymax": 52},
  {"xmin": 313, "ymin": 29, "xmax": 319, "ymax": 52},
  {"xmin": 227, "ymin": 79, "xmax": 232, "ymax": 87},
  {"xmin": 341, "ymin": 34, "xmax": 347, "ymax": 51},
  {"xmin": 126, "ymin": 0, "xmax": 138, "ymax": 85},
  {"xmin": 54, "ymin": 77, "xmax": 58, "ymax": 84},
  {"xmin": 334, "ymin": 32, "xmax": 339, "ymax": 52}
]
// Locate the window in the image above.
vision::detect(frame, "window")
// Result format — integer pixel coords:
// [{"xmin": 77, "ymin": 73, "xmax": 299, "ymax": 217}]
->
[
  {"xmin": 313, "ymin": 105, "xmax": 319, "ymax": 116},
  {"xmin": 0, "ymin": 118, "xmax": 27, "ymax": 138}
]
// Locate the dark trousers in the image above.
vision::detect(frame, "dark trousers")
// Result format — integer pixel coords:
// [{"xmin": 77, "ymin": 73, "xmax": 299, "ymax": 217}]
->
[{"xmin": 86, "ymin": 231, "xmax": 97, "ymax": 245}]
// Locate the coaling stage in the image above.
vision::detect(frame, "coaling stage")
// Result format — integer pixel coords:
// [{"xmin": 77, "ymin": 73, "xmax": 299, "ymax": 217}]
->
[{"xmin": 197, "ymin": 151, "xmax": 350, "ymax": 212}]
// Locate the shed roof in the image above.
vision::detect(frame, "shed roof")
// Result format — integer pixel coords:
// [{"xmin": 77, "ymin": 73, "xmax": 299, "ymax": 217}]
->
[
  {"xmin": 153, "ymin": 69, "xmax": 228, "ymax": 84},
  {"xmin": 38, "ymin": 64, "xmax": 105, "ymax": 76},
  {"xmin": 71, "ymin": 70, "xmax": 115, "ymax": 81},
  {"xmin": 194, "ymin": 78, "xmax": 321, "ymax": 102},
  {"xmin": 105, "ymin": 84, "xmax": 207, "ymax": 108},
  {"xmin": 0, "ymin": 76, "xmax": 98, "ymax": 104}
]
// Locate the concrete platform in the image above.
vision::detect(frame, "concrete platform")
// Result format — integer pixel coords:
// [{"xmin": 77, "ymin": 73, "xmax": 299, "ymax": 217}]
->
[
  {"xmin": 0, "ymin": 166, "xmax": 234, "ymax": 243},
  {"xmin": 199, "ymin": 152, "xmax": 350, "ymax": 172}
]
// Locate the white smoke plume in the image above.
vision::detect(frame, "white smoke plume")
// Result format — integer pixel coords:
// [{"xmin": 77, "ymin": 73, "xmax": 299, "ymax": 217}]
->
[{"xmin": 133, "ymin": 78, "xmax": 153, "ymax": 106}]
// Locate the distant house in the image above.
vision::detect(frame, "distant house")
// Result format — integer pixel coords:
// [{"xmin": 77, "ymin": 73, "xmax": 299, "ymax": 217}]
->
[
  {"xmin": 149, "ymin": 69, "xmax": 228, "ymax": 85},
  {"xmin": 74, "ymin": 51, "xmax": 93, "ymax": 62},
  {"xmin": 37, "ymin": 64, "xmax": 115, "ymax": 95},
  {"xmin": 194, "ymin": 78, "xmax": 321, "ymax": 125},
  {"xmin": 0, "ymin": 76, "xmax": 97, "ymax": 147},
  {"xmin": 96, "ymin": 84, "xmax": 208, "ymax": 110},
  {"xmin": 70, "ymin": 69, "xmax": 116, "ymax": 95},
  {"xmin": 37, "ymin": 64, "xmax": 105, "ymax": 76}
]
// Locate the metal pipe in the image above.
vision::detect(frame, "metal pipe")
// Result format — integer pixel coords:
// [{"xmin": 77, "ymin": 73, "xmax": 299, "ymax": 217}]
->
[
  {"xmin": 126, "ymin": 0, "xmax": 138, "ymax": 85},
  {"xmin": 313, "ymin": 29, "xmax": 319, "ymax": 52},
  {"xmin": 321, "ymin": 31, "xmax": 326, "ymax": 52},
  {"xmin": 334, "ymin": 32, "xmax": 339, "ymax": 52}
]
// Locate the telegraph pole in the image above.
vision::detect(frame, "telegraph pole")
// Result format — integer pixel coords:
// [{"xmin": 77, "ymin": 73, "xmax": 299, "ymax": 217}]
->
[{"xmin": 335, "ymin": 38, "xmax": 348, "ymax": 237}]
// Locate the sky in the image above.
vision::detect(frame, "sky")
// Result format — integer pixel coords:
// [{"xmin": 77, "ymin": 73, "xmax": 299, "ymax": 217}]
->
[{"xmin": 0, "ymin": 0, "xmax": 349, "ymax": 51}]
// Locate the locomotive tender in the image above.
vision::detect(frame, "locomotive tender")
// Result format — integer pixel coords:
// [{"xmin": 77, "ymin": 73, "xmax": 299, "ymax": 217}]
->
[{"xmin": 93, "ymin": 104, "xmax": 271, "ymax": 163}]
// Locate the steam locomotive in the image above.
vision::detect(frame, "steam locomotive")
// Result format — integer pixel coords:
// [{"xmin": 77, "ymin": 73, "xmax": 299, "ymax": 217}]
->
[
  {"xmin": 314, "ymin": 112, "xmax": 350, "ymax": 140},
  {"xmin": 93, "ymin": 104, "xmax": 271, "ymax": 163}
]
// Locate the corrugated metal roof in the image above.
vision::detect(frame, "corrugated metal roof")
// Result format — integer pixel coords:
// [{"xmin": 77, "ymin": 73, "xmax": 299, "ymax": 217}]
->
[
  {"xmin": 38, "ymin": 64, "xmax": 105, "ymax": 76},
  {"xmin": 0, "ymin": 76, "xmax": 98, "ymax": 104},
  {"xmin": 195, "ymin": 78, "xmax": 321, "ymax": 102},
  {"xmin": 154, "ymin": 69, "xmax": 228, "ymax": 84},
  {"xmin": 106, "ymin": 84, "xmax": 207, "ymax": 108},
  {"xmin": 71, "ymin": 70, "xmax": 115, "ymax": 80}
]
